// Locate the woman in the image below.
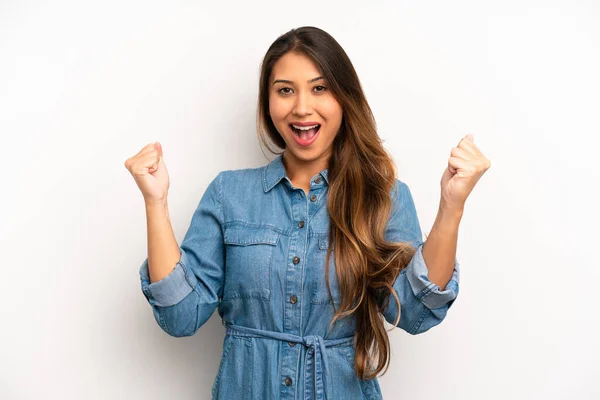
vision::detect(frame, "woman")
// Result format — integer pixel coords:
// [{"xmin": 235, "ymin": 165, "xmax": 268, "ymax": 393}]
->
[{"xmin": 125, "ymin": 26, "xmax": 490, "ymax": 400}]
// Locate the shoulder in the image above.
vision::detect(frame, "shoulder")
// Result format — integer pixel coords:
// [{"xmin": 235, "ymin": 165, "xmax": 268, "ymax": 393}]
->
[
  {"xmin": 389, "ymin": 178, "xmax": 418, "ymax": 215},
  {"xmin": 217, "ymin": 164, "xmax": 265, "ymax": 186},
  {"xmin": 391, "ymin": 178, "xmax": 410, "ymax": 198},
  {"xmin": 212, "ymin": 163, "xmax": 269, "ymax": 200}
]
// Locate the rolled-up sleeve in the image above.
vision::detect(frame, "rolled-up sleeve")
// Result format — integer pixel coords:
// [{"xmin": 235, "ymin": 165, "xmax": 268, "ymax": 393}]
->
[
  {"xmin": 139, "ymin": 172, "xmax": 225, "ymax": 337},
  {"xmin": 381, "ymin": 179, "xmax": 460, "ymax": 334}
]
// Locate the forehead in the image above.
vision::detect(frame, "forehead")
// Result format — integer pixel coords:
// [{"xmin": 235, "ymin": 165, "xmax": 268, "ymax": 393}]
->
[{"xmin": 270, "ymin": 52, "xmax": 322, "ymax": 82}]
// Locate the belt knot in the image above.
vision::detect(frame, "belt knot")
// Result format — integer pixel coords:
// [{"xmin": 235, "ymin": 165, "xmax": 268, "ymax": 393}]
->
[{"xmin": 223, "ymin": 322, "xmax": 353, "ymax": 400}]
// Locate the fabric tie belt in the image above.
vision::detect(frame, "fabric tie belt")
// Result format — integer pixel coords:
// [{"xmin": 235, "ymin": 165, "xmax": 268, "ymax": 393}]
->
[{"xmin": 223, "ymin": 322, "xmax": 354, "ymax": 400}]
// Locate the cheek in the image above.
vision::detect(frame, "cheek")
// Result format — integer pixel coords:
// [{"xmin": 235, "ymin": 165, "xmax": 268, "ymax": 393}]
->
[
  {"xmin": 268, "ymin": 97, "xmax": 288, "ymax": 123},
  {"xmin": 319, "ymin": 96, "xmax": 342, "ymax": 122},
  {"xmin": 321, "ymin": 100, "xmax": 343, "ymax": 125}
]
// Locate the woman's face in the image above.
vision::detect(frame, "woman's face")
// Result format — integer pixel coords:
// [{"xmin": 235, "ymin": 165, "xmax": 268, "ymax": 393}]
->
[{"xmin": 268, "ymin": 52, "xmax": 343, "ymax": 167}]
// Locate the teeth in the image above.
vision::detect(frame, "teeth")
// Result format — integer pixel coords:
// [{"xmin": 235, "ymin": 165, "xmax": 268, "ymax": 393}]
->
[{"xmin": 292, "ymin": 124, "xmax": 319, "ymax": 130}]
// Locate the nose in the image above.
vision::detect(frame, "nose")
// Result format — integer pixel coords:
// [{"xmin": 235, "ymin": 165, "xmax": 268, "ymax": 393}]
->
[{"xmin": 292, "ymin": 91, "xmax": 313, "ymax": 116}]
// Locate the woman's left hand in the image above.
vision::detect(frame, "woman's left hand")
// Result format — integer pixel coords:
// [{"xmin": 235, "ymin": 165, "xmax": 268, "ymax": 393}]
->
[{"xmin": 440, "ymin": 134, "xmax": 491, "ymax": 213}]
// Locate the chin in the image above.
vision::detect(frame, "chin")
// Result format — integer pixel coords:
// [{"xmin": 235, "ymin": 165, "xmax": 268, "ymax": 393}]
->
[{"xmin": 287, "ymin": 147, "xmax": 327, "ymax": 162}]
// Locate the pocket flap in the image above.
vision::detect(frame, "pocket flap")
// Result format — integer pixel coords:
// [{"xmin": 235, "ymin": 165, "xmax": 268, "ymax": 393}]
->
[{"xmin": 224, "ymin": 225, "xmax": 279, "ymax": 246}]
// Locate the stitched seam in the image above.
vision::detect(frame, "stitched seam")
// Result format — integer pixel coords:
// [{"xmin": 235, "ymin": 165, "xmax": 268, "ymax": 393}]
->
[
  {"xmin": 178, "ymin": 260, "xmax": 196, "ymax": 292},
  {"xmin": 223, "ymin": 220, "xmax": 286, "ymax": 235},
  {"xmin": 158, "ymin": 313, "xmax": 170, "ymax": 335},
  {"xmin": 409, "ymin": 303, "xmax": 428, "ymax": 334},
  {"xmin": 212, "ymin": 336, "xmax": 236, "ymax": 398},
  {"xmin": 217, "ymin": 171, "xmax": 224, "ymax": 226},
  {"xmin": 221, "ymin": 291, "xmax": 271, "ymax": 301}
]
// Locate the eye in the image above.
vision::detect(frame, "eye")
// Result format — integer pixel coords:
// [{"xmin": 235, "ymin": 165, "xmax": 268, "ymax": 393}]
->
[
  {"xmin": 314, "ymin": 85, "xmax": 327, "ymax": 92},
  {"xmin": 277, "ymin": 87, "xmax": 293, "ymax": 95}
]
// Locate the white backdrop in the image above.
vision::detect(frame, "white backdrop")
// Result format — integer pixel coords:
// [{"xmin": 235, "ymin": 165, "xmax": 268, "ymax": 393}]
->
[{"xmin": 1, "ymin": 0, "xmax": 598, "ymax": 399}]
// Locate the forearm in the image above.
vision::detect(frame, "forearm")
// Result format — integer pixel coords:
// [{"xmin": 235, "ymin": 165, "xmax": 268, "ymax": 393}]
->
[
  {"xmin": 421, "ymin": 204, "xmax": 463, "ymax": 291},
  {"xmin": 145, "ymin": 200, "xmax": 181, "ymax": 283}
]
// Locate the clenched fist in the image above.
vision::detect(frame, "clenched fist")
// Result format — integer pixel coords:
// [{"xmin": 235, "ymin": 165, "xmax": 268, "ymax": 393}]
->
[
  {"xmin": 124, "ymin": 142, "xmax": 170, "ymax": 205},
  {"xmin": 440, "ymin": 134, "xmax": 491, "ymax": 213}
]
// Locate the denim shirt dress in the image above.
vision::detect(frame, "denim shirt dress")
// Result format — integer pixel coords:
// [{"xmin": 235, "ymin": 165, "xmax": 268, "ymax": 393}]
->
[{"xmin": 139, "ymin": 154, "xmax": 460, "ymax": 400}]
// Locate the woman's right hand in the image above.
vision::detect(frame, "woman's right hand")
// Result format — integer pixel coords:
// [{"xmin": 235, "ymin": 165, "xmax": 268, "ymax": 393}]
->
[{"xmin": 124, "ymin": 142, "xmax": 170, "ymax": 205}]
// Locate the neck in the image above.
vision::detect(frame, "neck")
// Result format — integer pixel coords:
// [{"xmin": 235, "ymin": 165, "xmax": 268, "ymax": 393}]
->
[{"xmin": 282, "ymin": 150, "xmax": 329, "ymax": 191}]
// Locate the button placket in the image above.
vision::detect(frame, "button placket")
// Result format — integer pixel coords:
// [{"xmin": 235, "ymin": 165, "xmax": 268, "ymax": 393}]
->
[{"xmin": 280, "ymin": 187, "xmax": 308, "ymax": 398}]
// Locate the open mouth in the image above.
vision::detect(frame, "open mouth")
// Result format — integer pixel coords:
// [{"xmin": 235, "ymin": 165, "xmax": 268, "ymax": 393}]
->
[{"xmin": 289, "ymin": 124, "xmax": 321, "ymax": 141}]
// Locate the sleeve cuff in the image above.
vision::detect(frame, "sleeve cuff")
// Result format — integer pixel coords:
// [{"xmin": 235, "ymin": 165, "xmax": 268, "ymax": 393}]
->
[
  {"xmin": 404, "ymin": 242, "xmax": 460, "ymax": 310},
  {"xmin": 139, "ymin": 251, "xmax": 198, "ymax": 308}
]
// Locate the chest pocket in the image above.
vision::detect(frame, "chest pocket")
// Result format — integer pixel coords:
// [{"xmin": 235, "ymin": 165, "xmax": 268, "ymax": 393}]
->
[
  {"xmin": 223, "ymin": 225, "xmax": 279, "ymax": 301},
  {"xmin": 310, "ymin": 234, "xmax": 341, "ymax": 305}
]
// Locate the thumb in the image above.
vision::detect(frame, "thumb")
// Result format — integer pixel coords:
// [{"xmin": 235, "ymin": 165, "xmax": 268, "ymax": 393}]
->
[
  {"xmin": 154, "ymin": 142, "xmax": 163, "ymax": 157},
  {"xmin": 155, "ymin": 142, "xmax": 165, "ymax": 165}
]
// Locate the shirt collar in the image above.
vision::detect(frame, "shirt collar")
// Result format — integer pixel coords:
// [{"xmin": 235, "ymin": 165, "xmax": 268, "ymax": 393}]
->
[{"xmin": 262, "ymin": 153, "xmax": 329, "ymax": 193}]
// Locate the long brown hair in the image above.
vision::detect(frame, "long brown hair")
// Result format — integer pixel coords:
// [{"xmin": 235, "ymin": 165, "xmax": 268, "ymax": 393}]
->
[{"xmin": 256, "ymin": 26, "xmax": 417, "ymax": 380}]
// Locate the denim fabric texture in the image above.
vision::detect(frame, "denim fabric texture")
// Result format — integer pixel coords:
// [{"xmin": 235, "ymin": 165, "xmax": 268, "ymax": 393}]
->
[{"xmin": 139, "ymin": 154, "xmax": 460, "ymax": 399}]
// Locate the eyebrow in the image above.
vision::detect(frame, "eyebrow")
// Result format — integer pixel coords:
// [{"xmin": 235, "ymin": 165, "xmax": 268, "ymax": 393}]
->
[{"xmin": 272, "ymin": 76, "xmax": 324, "ymax": 86}]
